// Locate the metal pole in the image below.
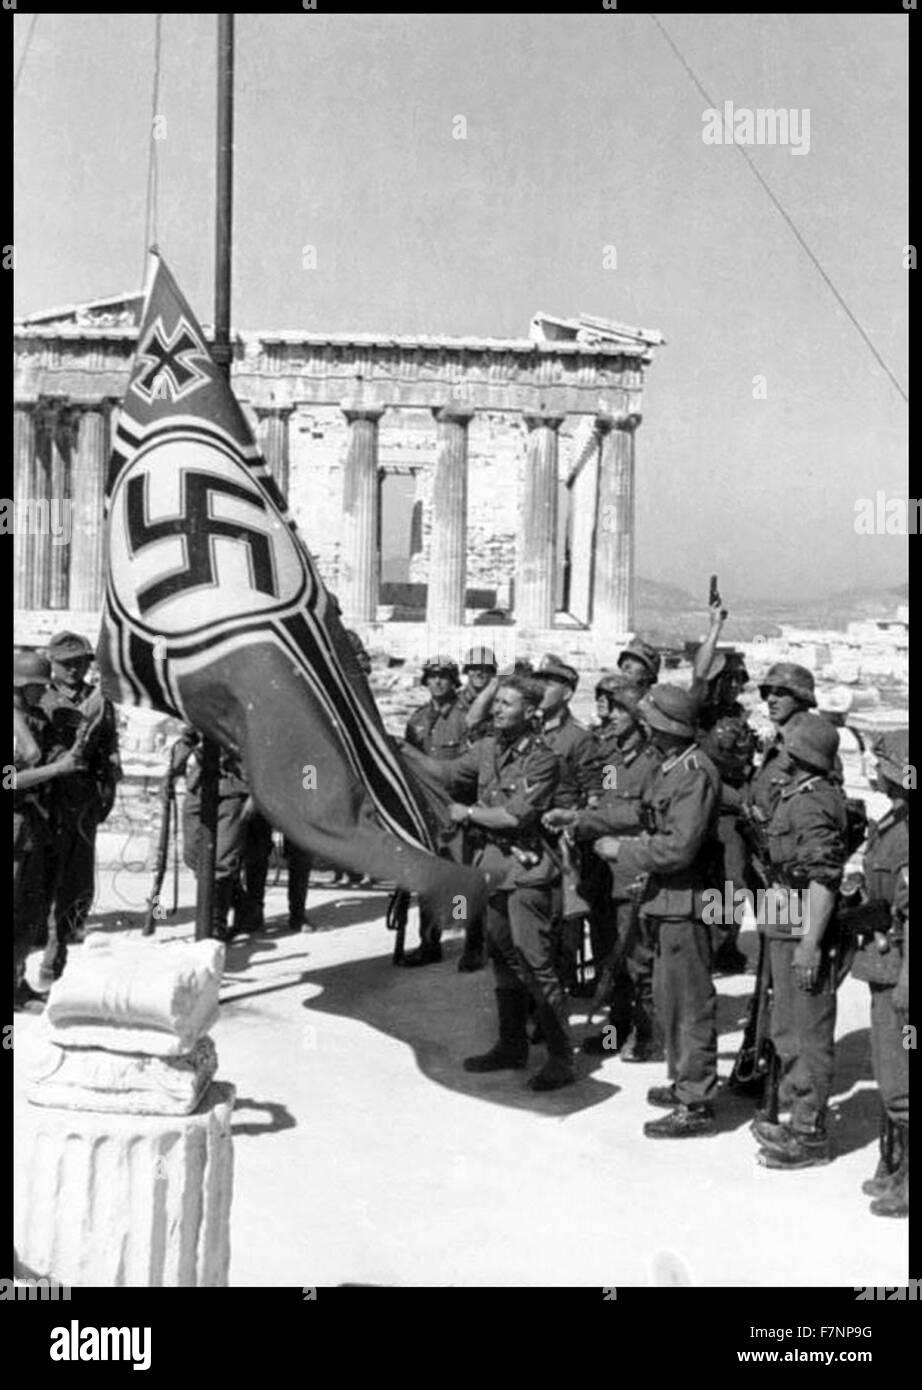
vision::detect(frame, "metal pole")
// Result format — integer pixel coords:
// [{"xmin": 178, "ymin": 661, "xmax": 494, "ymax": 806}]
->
[{"xmin": 196, "ymin": 12, "xmax": 235, "ymax": 941}]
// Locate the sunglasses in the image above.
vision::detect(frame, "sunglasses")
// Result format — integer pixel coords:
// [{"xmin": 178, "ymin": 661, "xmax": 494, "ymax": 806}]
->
[{"xmin": 759, "ymin": 686, "xmax": 797, "ymax": 701}]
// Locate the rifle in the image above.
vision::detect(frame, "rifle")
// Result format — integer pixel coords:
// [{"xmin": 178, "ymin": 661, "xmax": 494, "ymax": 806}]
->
[
  {"xmin": 386, "ymin": 888, "xmax": 410, "ymax": 965},
  {"xmin": 728, "ymin": 928, "xmax": 780, "ymax": 1118},
  {"xmin": 143, "ymin": 762, "xmax": 178, "ymax": 936}
]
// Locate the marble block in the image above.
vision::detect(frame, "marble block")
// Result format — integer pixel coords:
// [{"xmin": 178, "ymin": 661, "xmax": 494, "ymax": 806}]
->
[
  {"xmin": 45, "ymin": 936, "xmax": 225, "ymax": 1054},
  {"xmin": 24, "ymin": 1035, "xmax": 218, "ymax": 1115},
  {"xmin": 14, "ymin": 1082, "xmax": 236, "ymax": 1287}
]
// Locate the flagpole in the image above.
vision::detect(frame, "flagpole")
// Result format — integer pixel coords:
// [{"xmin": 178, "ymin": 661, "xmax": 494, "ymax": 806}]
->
[{"xmin": 196, "ymin": 11, "xmax": 235, "ymax": 941}]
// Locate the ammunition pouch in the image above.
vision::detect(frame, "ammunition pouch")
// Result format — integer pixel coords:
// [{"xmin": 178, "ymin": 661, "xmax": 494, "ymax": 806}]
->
[{"xmin": 844, "ymin": 897, "xmax": 905, "ymax": 985}]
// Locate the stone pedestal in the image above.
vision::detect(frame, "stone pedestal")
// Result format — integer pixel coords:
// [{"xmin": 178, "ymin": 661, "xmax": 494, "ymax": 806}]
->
[
  {"xmin": 428, "ymin": 406, "xmax": 473, "ymax": 629},
  {"xmin": 68, "ymin": 403, "xmax": 111, "ymax": 612},
  {"xmin": 517, "ymin": 413, "xmax": 563, "ymax": 628},
  {"xmin": 593, "ymin": 412, "xmax": 639, "ymax": 640},
  {"xmin": 340, "ymin": 405, "xmax": 385, "ymax": 624},
  {"xmin": 14, "ymin": 1082, "xmax": 235, "ymax": 1287}
]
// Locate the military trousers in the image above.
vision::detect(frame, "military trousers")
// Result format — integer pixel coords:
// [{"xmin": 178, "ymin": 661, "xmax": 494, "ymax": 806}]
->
[
  {"xmin": 593, "ymin": 899, "xmax": 658, "ymax": 1049},
  {"xmin": 182, "ymin": 789, "xmax": 248, "ymax": 883},
  {"xmin": 768, "ymin": 937, "xmax": 837, "ymax": 1134},
  {"xmin": 486, "ymin": 884, "xmax": 572, "ymax": 1053},
  {"xmin": 651, "ymin": 917, "xmax": 718, "ymax": 1106},
  {"xmin": 41, "ymin": 805, "xmax": 101, "ymax": 977},
  {"xmin": 284, "ymin": 838, "xmax": 313, "ymax": 922},
  {"xmin": 14, "ymin": 813, "xmax": 49, "ymax": 983},
  {"xmin": 870, "ymin": 983, "xmax": 909, "ymax": 1125}
]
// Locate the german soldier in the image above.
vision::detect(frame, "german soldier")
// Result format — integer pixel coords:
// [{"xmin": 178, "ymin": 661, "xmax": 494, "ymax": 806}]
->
[
  {"xmin": 748, "ymin": 662, "xmax": 818, "ymax": 821},
  {"xmin": 617, "ymin": 637, "xmax": 661, "ymax": 692},
  {"xmin": 419, "ymin": 676, "xmax": 574, "ymax": 1091},
  {"xmin": 173, "ymin": 728, "xmax": 251, "ymax": 940},
  {"xmin": 402, "ymin": 655, "xmax": 470, "ymax": 965},
  {"xmin": 13, "ymin": 652, "xmax": 83, "ymax": 1009},
  {"xmin": 751, "ymin": 717, "xmax": 849, "ymax": 1170},
  {"xmin": 594, "ymin": 684, "xmax": 722, "ymax": 1137},
  {"xmin": 544, "ymin": 673, "xmax": 663, "ymax": 1059},
  {"xmin": 39, "ymin": 631, "xmax": 121, "ymax": 982},
  {"xmin": 532, "ymin": 655, "xmax": 599, "ymax": 992},
  {"xmin": 849, "ymin": 730, "xmax": 909, "ymax": 1217},
  {"xmin": 689, "ymin": 607, "xmax": 758, "ymax": 974}
]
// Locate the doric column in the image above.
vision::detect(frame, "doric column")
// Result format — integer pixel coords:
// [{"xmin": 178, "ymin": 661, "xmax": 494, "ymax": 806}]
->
[
  {"xmin": 68, "ymin": 401, "xmax": 112, "ymax": 612},
  {"xmin": 517, "ymin": 412, "xmax": 563, "ymax": 628},
  {"xmin": 30, "ymin": 401, "xmax": 61, "ymax": 611},
  {"xmin": 14, "ymin": 402, "xmax": 37, "ymax": 610},
  {"xmin": 44, "ymin": 403, "xmax": 78, "ymax": 610},
  {"xmin": 428, "ymin": 405, "xmax": 473, "ymax": 627},
  {"xmin": 340, "ymin": 404, "xmax": 385, "ymax": 623},
  {"xmin": 255, "ymin": 404, "xmax": 295, "ymax": 497},
  {"xmin": 592, "ymin": 412, "xmax": 640, "ymax": 640}
]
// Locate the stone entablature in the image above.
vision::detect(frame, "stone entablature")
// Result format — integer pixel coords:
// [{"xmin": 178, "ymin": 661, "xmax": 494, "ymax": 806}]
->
[{"xmin": 14, "ymin": 309, "xmax": 661, "ymax": 641}]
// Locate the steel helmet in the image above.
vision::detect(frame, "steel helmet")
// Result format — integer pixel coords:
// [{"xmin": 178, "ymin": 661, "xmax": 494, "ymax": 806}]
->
[
  {"xmin": 617, "ymin": 638, "xmax": 661, "ymax": 684},
  {"xmin": 421, "ymin": 654, "xmax": 461, "ymax": 687},
  {"xmin": 595, "ymin": 672, "xmax": 642, "ymax": 715},
  {"xmin": 783, "ymin": 715, "xmax": 840, "ymax": 774},
  {"xmin": 14, "ymin": 650, "xmax": 53, "ymax": 687},
  {"xmin": 759, "ymin": 662, "xmax": 816, "ymax": 708}
]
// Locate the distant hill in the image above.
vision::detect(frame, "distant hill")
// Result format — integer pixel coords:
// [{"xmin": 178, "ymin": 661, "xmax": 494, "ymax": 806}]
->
[{"xmin": 632, "ymin": 578, "xmax": 908, "ymax": 647}]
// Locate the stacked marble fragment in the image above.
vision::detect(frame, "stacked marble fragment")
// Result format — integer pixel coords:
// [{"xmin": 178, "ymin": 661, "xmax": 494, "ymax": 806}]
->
[{"xmin": 25, "ymin": 935, "xmax": 225, "ymax": 1115}]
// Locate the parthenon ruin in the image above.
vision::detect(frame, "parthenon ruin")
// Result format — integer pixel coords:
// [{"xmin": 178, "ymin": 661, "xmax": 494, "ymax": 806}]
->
[{"xmin": 13, "ymin": 299, "xmax": 663, "ymax": 664}]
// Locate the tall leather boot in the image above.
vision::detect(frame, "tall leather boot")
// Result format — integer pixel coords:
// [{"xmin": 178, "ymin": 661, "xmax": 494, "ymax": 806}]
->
[
  {"xmin": 212, "ymin": 877, "xmax": 236, "ymax": 941},
  {"xmin": 862, "ymin": 1110, "xmax": 899, "ymax": 1197},
  {"xmin": 287, "ymin": 849, "xmax": 312, "ymax": 931},
  {"xmin": 870, "ymin": 1125, "xmax": 908, "ymax": 1218},
  {"xmin": 529, "ymin": 993, "xmax": 576, "ymax": 1092},
  {"xmin": 463, "ymin": 990, "xmax": 529, "ymax": 1072}
]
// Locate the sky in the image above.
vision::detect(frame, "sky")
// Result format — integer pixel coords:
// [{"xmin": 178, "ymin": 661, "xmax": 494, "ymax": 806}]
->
[{"xmin": 14, "ymin": 12, "xmax": 908, "ymax": 602}]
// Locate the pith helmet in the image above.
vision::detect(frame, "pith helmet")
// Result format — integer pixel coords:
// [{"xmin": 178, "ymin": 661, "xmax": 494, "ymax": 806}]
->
[
  {"xmin": 463, "ymin": 645, "xmax": 498, "ymax": 672},
  {"xmin": 871, "ymin": 729, "xmax": 909, "ymax": 786},
  {"xmin": 759, "ymin": 662, "xmax": 816, "ymax": 707},
  {"xmin": 639, "ymin": 684, "xmax": 699, "ymax": 738},
  {"xmin": 595, "ymin": 672, "xmax": 642, "ymax": 715},
  {"xmin": 618, "ymin": 638, "xmax": 661, "ymax": 683},
  {"xmin": 421, "ymin": 654, "xmax": 460, "ymax": 686},
  {"xmin": 783, "ymin": 715, "xmax": 840, "ymax": 774},
  {"xmin": 533, "ymin": 653, "xmax": 579, "ymax": 690},
  {"xmin": 14, "ymin": 650, "xmax": 53, "ymax": 687},
  {"xmin": 48, "ymin": 630, "xmax": 94, "ymax": 661}
]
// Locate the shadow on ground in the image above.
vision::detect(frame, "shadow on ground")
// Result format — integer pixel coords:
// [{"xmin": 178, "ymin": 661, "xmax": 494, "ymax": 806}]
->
[{"xmin": 217, "ymin": 929, "xmax": 618, "ymax": 1117}]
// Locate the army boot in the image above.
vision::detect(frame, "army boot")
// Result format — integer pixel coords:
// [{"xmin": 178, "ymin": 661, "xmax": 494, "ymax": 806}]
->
[
  {"xmin": 644, "ymin": 1104, "xmax": 716, "ymax": 1138},
  {"xmin": 757, "ymin": 1126, "xmax": 832, "ymax": 1169},
  {"xmin": 211, "ymin": 877, "xmax": 237, "ymax": 942},
  {"xmin": 862, "ymin": 1111, "xmax": 899, "ymax": 1197},
  {"xmin": 529, "ymin": 998, "xmax": 576, "ymax": 1092},
  {"xmin": 647, "ymin": 1084, "xmax": 681, "ymax": 1109},
  {"xmin": 870, "ymin": 1127, "xmax": 908, "ymax": 1218},
  {"xmin": 463, "ymin": 990, "xmax": 529, "ymax": 1072}
]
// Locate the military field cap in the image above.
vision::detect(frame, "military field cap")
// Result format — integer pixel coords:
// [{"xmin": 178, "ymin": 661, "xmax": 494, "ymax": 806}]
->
[
  {"xmin": 639, "ymin": 683, "xmax": 699, "ymax": 738},
  {"xmin": 759, "ymin": 662, "xmax": 816, "ymax": 707},
  {"xmin": 421, "ymin": 654, "xmax": 460, "ymax": 684},
  {"xmin": 48, "ymin": 630, "xmax": 94, "ymax": 661},
  {"xmin": 463, "ymin": 645, "xmax": 498, "ymax": 671},
  {"xmin": 871, "ymin": 728, "xmax": 909, "ymax": 785},
  {"xmin": 704, "ymin": 648, "xmax": 749, "ymax": 684},
  {"xmin": 533, "ymin": 653, "xmax": 579, "ymax": 689},
  {"xmin": 14, "ymin": 650, "xmax": 53, "ymax": 687},
  {"xmin": 617, "ymin": 638, "xmax": 661, "ymax": 681},
  {"xmin": 782, "ymin": 715, "xmax": 840, "ymax": 774},
  {"xmin": 595, "ymin": 672, "xmax": 642, "ymax": 714}
]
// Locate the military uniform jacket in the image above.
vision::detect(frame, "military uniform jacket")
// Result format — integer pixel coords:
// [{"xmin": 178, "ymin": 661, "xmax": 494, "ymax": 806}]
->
[
  {"xmin": 13, "ymin": 705, "xmax": 54, "ymax": 851},
  {"xmin": 540, "ymin": 709, "xmax": 600, "ymax": 810},
  {"xmin": 436, "ymin": 731, "xmax": 561, "ymax": 890},
  {"xmin": 762, "ymin": 772, "xmax": 847, "ymax": 940},
  {"xmin": 405, "ymin": 695, "xmax": 470, "ymax": 761},
  {"xmin": 616, "ymin": 743, "xmax": 721, "ymax": 918},
  {"xmin": 697, "ymin": 702, "xmax": 756, "ymax": 813},
  {"xmin": 575, "ymin": 733, "xmax": 661, "ymax": 900},
  {"xmin": 40, "ymin": 680, "xmax": 120, "ymax": 816},
  {"xmin": 176, "ymin": 730, "xmax": 249, "ymax": 801},
  {"xmin": 852, "ymin": 803, "xmax": 908, "ymax": 984}
]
